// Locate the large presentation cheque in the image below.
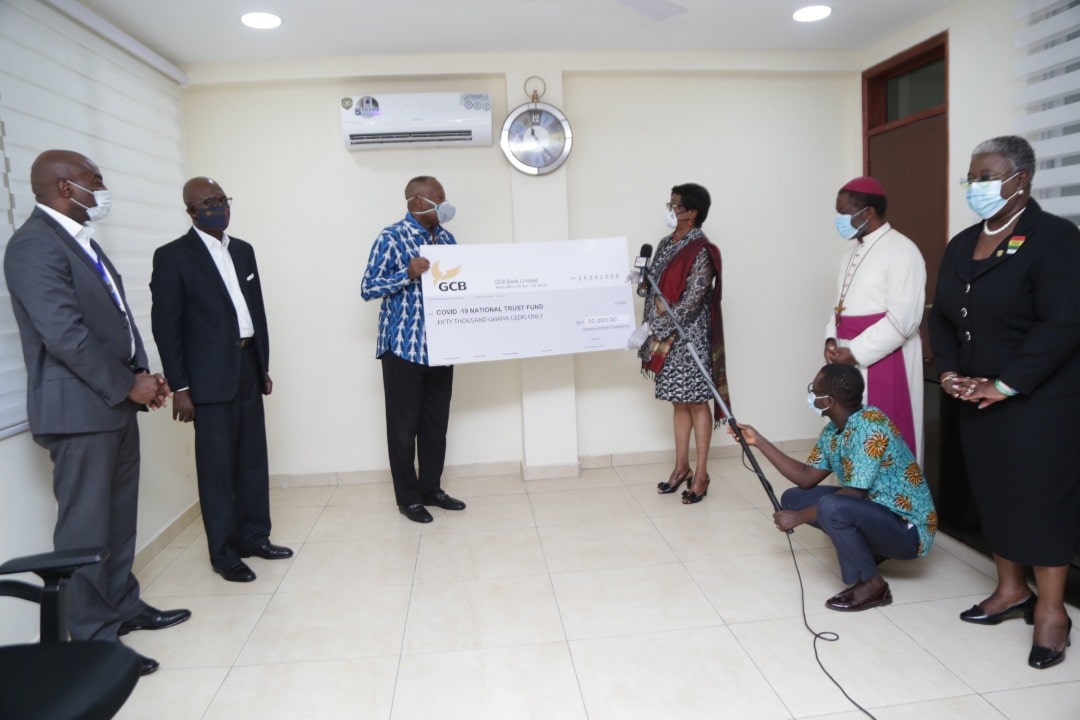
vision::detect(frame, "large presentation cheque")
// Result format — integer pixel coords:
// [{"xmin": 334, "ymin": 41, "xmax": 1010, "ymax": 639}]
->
[{"xmin": 420, "ymin": 236, "xmax": 635, "ymax": 366}]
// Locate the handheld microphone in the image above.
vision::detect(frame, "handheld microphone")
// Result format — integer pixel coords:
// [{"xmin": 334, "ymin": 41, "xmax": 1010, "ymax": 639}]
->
[{"xmin": 634, "ymin": 243, "xmax": 653, "ymax": 271}]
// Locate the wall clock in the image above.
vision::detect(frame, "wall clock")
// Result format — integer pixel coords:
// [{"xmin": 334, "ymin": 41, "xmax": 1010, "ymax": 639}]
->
[{"xmin": 500, "ymin": 79, "xmax": 573, "ymax": 175}]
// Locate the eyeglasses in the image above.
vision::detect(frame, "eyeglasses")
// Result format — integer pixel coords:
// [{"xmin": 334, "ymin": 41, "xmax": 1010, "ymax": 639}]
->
[
  {"xmin": 665, "ymin": 203, "xmax": 685, "ymax": 212},
  {"xmin": 959, "ymin": 172, "xmax": 1016, "ymax": 189},
  {"xmin": 194, "ymin": 196, "xmax": 233, "ymax": 208},
  {"xmin": 807, "ymin": 382, "xmax": 829, "ymax": 399}
]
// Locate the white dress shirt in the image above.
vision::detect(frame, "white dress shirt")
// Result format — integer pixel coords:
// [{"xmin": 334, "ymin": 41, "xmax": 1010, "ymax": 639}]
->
[
  {"xmin": 192, "ymin": 226, "xmax": 256, "ymax": 338},
  {"xmin": 36, "ymin": 203, "xmax": 136, "ymax": 358}
]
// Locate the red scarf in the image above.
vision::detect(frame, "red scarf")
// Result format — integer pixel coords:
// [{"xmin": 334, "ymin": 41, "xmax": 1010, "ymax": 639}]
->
[{"xmin": 642, "ymin": 237, "xmax": 730, "ymax": 423}]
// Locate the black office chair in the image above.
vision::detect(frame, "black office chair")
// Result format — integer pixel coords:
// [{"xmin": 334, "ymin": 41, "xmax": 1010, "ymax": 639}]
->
[{"xmin": 0, "ymin": 548, "xmax": 141, "ymax": 720}]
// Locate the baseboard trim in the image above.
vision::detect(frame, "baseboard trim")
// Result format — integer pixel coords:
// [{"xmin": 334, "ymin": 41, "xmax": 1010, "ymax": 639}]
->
[
  {"xmin": 933, "ymin": 533, "xmax": 996, "ymax": 577},
  {"xmin": 141, "ymin": 439, "xmax": 819, "ymax": 564},
  {"xmin": 269, "ymin": 460, "xmax": 525, "ymax": 488},
  {"xmin": 133, "ymin": 501, "xmax": 201, "ymax": 573},
  {"xmin": 266, "ymin": 440, "xmax": 821, "ymax": 488},
  {"xmin": 522, "ymin": 462, "xmax": 581, "ymax": 481}
]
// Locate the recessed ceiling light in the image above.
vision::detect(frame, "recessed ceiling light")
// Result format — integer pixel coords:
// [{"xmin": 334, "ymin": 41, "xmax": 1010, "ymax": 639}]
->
[
  {"xmin": 793, "ymin": 5, "xmax": 832, "ymax": 23},
  {"xmin": 241, "ymin": 12, "xmax": 281, "ymax": 30}
]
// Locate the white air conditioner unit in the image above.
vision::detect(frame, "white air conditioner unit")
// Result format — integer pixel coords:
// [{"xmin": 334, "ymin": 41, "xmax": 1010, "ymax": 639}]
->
[{"xmin": 341, "ymin": 92, "xmax": 493, "ymax": 150}]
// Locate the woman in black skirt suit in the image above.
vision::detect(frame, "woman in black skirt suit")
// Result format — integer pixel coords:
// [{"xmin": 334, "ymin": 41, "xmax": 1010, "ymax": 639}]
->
[{"xmin": 929, "ymin": 135, "xmax": 1080, "ymax": 669}]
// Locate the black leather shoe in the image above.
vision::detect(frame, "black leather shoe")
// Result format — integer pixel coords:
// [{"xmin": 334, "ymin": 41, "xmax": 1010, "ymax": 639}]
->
[
  {"xmin": 825, "ymin": 581, "xmax": 893, "ymax": 611},
  {"xmin": 1029, "ymin": 617, "xmax": 1072, "ymax": 670},
  {"xmin": 399, "ymin": 503, "xmax": 434, "ymax": 523},
  {"xmin": 960, "ymin": 594, "xmax": 1036, "ymax": 625},
  {"xmin": 241, "ymin": 542, "xmax": 294, "ymax": 560},
  {"xmin": 213, "ymin": 560, "xmax": 257, "ymax": 582},
  {"xmin": 138, "ymin": 654, "xmax": 160, "ymax": 676},
  {"xmin": 118, "ymin": 604, "xmax": 192, "ymax": 635},
  {"xmin": 422, "ymin": 491, "xmax": 466, "ymax": 511}
]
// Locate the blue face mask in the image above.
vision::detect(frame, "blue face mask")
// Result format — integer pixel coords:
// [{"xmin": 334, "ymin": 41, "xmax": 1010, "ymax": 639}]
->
[
  {"xmin": 196, "ymin": 206, "xmax": 229, "ymax": 231},
  {"xmin": 835, "ymin": 207, "xmax": 869, "ymax": 240},
  {"xmin": 966, "ymin": 172, "xmax": 1020, "ymax": 219}
]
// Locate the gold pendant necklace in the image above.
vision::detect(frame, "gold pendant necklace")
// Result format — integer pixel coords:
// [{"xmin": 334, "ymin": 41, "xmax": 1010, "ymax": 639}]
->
[{"xmin": 834, "ymin": 229, "xmax": 892, "ymax": 326}]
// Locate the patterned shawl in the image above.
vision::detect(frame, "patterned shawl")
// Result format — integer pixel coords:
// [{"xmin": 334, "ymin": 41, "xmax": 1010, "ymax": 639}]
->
[{"xmin": 641, "ymin": 236, "xmax": 730, "ymax": 424}]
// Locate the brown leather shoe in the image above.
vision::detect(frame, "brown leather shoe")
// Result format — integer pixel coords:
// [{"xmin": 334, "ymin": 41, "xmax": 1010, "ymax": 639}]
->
[{"xmin": 825, "ymin": 581, "xmax": 893, "ymax": 612}]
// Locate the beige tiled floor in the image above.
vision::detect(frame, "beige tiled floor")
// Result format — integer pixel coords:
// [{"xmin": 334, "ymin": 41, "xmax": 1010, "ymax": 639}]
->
[{"xmin": 117, "ymin": 457, "xmax": 1080, "ymax": 719}]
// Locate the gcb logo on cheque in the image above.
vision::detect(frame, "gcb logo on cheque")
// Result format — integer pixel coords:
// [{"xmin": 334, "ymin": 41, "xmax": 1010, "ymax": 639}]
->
[{"xmin": 432, "ymin": 261, "xmax": 467, "ymax": 292}]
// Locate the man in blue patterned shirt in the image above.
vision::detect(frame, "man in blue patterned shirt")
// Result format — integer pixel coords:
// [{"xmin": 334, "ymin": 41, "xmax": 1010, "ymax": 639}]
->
[
  {"xmin": 730, "ymin": 363, "xmax": 936, "ymax": 612},
  {"xmin": 362, "ymin": 176, "xmax": 467, "ymax": 524}
]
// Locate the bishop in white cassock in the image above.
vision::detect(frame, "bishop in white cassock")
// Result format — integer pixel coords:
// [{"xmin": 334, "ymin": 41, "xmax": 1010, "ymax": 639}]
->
[{"xmin": 825, "ymin": 176, "xmax": 926, "ymax": 462}]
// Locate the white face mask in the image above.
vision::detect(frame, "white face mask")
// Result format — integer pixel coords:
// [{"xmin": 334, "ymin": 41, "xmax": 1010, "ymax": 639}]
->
[
  {"xmin": 412, "ymin": 196, "xmax": 456, "ymax": 224},
  {"xmin": 68, "ymin": 180, "xmax": 111, "ymax": 223},
  {"xmin": 664, "ymin": 207, "xmax": 678, "ymax": 229},
  {"xmin": 807, "ymin": 390, "xmax": 830, "ymax": 417}
]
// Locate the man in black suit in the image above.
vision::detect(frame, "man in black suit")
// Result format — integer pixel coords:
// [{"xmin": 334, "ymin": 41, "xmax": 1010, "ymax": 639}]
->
[
  {"xmin": 4, "ymin": 150, "xmax": 190, "ymax": 675},
  {"xmin": 150, "ymin": 177, "xmax": 292, "ymax": 583}
]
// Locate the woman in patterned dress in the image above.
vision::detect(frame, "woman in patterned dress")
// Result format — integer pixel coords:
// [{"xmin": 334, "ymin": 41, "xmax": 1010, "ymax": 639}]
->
[{"xmin": 639, "ymin": 183, "xmax": 728, "ymax": 504}]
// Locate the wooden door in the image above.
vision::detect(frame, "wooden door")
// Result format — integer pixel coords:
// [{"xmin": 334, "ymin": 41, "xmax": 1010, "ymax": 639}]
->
[
  {"xmin": 868, "ymin": 113, "xmax": 948, "ymax": 353},
  {"xmin": 863, "ymin": 31, "xmax": 949, "ymax": 364}
]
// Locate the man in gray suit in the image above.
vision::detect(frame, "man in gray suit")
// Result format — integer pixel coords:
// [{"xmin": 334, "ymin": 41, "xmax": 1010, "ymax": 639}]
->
[{"xmin": 4, "ymin": 150, "xmax": 190, "ymax": 675}]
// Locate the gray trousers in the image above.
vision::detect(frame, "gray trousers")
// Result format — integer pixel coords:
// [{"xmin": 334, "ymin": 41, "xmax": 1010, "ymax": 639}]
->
[
  {"xmin": 35, "ymin": 411, "xmax": 143, "ymax": 640},
  {"xmin": 781, "ymin": 485, "xmax": 920, "ymax": 585}
]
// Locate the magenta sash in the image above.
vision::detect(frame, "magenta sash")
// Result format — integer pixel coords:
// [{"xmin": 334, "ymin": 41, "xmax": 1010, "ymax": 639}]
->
[{"xmin": 837, "ymin": 312, "xmax": 916, "ymax": 456}]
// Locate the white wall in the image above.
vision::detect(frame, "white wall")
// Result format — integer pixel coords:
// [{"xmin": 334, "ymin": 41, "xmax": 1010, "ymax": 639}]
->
[
  {"xmin": 182, "ymin": 60, "xmax": 861, "ymax": 479},
  {"xmin": 566, "ymin": 70, "xmax": 860, "ymax": 455},
  {"xmin": 859, "ymin": 0, "xmax": 1021, "ymax": 241},
  {"xmin": 179, "ymin": 0, "xmax": 1020, "ymax": 480},
  {"xmin": 182, "ymin": 74, "xmax": 524, "ymax": 476}
]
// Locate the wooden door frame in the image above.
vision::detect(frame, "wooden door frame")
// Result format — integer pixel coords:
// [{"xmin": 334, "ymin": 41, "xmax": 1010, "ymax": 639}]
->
[{"xmin": 862, "ymin": 31, "xmax": 949, "ymax": 171}]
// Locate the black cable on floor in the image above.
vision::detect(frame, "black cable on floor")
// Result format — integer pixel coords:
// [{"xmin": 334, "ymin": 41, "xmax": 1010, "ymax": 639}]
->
[
  {"xmin": 783, "ymin": 532, "xmax": 878, "ymax": 720},
  {"xmin": 740, "ymin": 452, "xmax": 879, "ymax": 719}
]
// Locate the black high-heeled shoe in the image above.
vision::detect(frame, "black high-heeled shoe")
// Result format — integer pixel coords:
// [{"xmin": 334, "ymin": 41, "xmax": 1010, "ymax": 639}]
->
[
  {"xmin": 959, "ymin": 593, "xmax": 1037, "ymax": 625},
  {"xmin": 1029, "ymin": 616, "xmax": 1072, "ymax": 670},
  {"xmin": 682, "ymin": 475, "xmax": 709, "ymax": 504},
  {"xmin": 657, "ymin": 469, "xmax": 692, "ymax": 495}
]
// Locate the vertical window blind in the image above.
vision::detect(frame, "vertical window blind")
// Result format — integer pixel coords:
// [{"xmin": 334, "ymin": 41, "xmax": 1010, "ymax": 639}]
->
[
  {"xmin": 0, "ymin": 0, "xmax": 187, "ymax": 438},
  {"xmin": 1016, "ymin": 0, "xmax": 1080, "ymax": 226},
  {"xmin": 0, "ymin": 101, "xmax": 21, "ymax": 437}
]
